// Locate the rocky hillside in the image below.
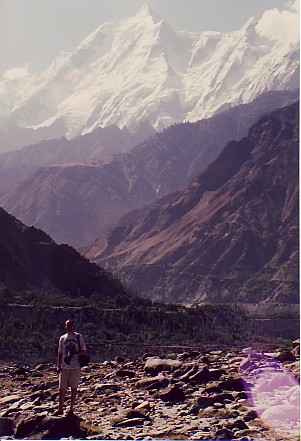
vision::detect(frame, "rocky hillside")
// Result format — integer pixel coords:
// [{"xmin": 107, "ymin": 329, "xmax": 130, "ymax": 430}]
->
[
  {"xmin": 0, "ymin": 343, "xmax": 299, "ymax": 440},
  {"xmin": 0, "ymin": 121, "xmax": 155, "ymax": 195},
  {"xmin": 0, "ymin": 91, "xmax": 297, "ymax": 248},
  {"xmin": 0, "ymin": 207, "xmax": 125, "ymax": 297},
  {"xmin": 86, "ymin": 101, "xmax": 299, "ymax": 305}
]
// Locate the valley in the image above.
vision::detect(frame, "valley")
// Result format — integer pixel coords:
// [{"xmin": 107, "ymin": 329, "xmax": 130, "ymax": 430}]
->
[{"xmin": 0, "ymin": 6, "xmax": 299, "ymax": 440}]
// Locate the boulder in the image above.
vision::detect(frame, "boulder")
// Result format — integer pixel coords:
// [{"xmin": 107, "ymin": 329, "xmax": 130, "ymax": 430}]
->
[
  {"xmin": 196, "ymin": 395, "xmax": 214, "ymax": 409},
  {"xmin": 189, "ymin": 366, "xmax": 210, "ymax": 384},
  {"xmin": 236, "ymin": 428, "xmax": 267, "ymax": 439},
  {"xmin": 142, "ymin": 352, "xmax": 157, "ymax": 360},
  {"xmin": 29, "ymin": 391, "xmax": 49, "ymax": 401},
  {"xmin": 111, "ymin": 409, "xmax": 150, "ymax": 428},
  {"xmin": 202, "ymin": 382, "xmax": 221, "ymax": 394},
  {"xmin": 177, "ymin": 352, "xmax": 191, "ymax": 360},
  {"xmin": 239, "ymin": 355, "xmax": 252, "ymax": 371},
  {"xmin": 36, "ymin": 364, "xmax": 49, "ymax": 371},
  {"xmin": 209, "ymin": 368, "xmax": 227, "ymax": 380},
  {"xmin": 13, "ymin": 367, "xmax": 28, "ymax": 376},
  {"xmin": 235, "ymin": 390, "xmax": 249, "ymax": 400},
  {"xmin": 243, "ymin": 410, "xmax": 258, "ymax": 422},
  {"xmin": 197, "ymin": 392, "xmax": 234, "ymax": 408},
  {"xmin": 116, "ymin": 418, "xmax": 145, "ymax": 427},
  {"xmin": 125, "ymin": 410, "xmax": 150, "ymax": 421},
  {"xmin": 0, "ymin": 395, "xmax": 21, "ymax": 405},
  {"xmin": 94, "ymin": 383, "xmax": 119, "ymax": 393},
  {"xmin": 187, "ymin": 403, "xmax": 201, "ymax": 415},
  {"xmin": 173, "ymin": 363, "xmax": 198, "ymax": 379},
  {"xmin": 214, "ymin": 427, "xmax": 235, "ymax": 440},
  {"xmin": 227, "ymin": 418, "xmax": 249, "ymax": 431},
  {"xmin": 0, "ymin": 417, "xmax": 14, "ymax": 436},
  {"xmin": 201, "ymin": 355, "xmax": 210, "ymax": 365},
  {"xmin": 15, "ymin": 414, "xmax": 45, "ymax": 439},
  {"xmin": 115, "ymin": 369, "xmax": 136, "ymax": 378},
  {"xmin": 189, "ymin": 350, "xmax": 202, "ymax": 358},
  {"xmin": 133, "ymin": 400, "xmax": 151, "ymax": 411},
  {"xmin": 144, "ymin": 358, "xmax": 182, "ymax": 376},
  {"xmin": 32, "ymin": 413, "xmax": 87, "ymax": 440},
  {"xmin": 136, "ymin": 375, "xmax": 169, "ymax": 390},
  {"xmin": 218, "ymin": 376, "xmax": 246, "ymax": 392},
  {"xmin": 31, "ymin": 380, "xmax": 57, "ymax": 392},
  {"xmin": 156, "ymin": 385, "xmax": 186, "ymax": 403},
  {"xmin": 275, "ymin": 350, "xmax": 296, "ymax": 363},
  {"xmin": 292, "ymin": 345, "xmax": 300, "ymax": 357}
]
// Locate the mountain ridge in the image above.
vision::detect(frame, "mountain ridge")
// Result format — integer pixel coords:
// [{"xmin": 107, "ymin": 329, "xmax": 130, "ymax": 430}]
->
[
  {"xmin": 0, "ymin": 206, "xmax": 127, "ymax": 298},
  {"xmin": 0, "ymin": 90, "xmax": 298, "ymax": 248},
  {"xmin": 85, "ymin": 101, "xmax": 299, "ymax": 305},
  {"xmin": 0, "ymin": 5, "xmax": 298, "ymax": 150},
  {"xmin": 0, "ymin": 121, "xmax": 155, "ymax": 194}
]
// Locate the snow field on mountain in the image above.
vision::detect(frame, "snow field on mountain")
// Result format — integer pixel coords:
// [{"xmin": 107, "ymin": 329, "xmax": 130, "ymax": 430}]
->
[{"xmin": 0, "ymin": 4, "xmax": 299, "ymax": 139}]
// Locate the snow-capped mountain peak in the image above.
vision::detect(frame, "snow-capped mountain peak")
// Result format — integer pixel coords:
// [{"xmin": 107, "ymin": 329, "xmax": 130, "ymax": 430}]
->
[
  {"xmin": 0, "ymin": 5, "xmax": 299, "ymax": 145},
  {"xmin": 133, "ymin": 3, "xmax": 162, "ymax": 24}
]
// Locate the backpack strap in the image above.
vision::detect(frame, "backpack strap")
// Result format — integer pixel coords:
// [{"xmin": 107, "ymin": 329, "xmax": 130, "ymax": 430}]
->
[{"xmin": 76, "ymin": 333, "xmax": 81, "ymax": 351}]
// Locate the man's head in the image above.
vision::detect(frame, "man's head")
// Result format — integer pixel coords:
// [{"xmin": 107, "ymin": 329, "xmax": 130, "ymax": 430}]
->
[{"xmin": 65, "ymin": 319, "xmax": 75, "ymax": 332}]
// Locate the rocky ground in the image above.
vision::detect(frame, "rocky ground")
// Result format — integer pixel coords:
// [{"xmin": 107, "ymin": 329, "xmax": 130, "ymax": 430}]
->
[{"xmin": 0, "ymin": 342, "xmax": 299, "ymax": 440}]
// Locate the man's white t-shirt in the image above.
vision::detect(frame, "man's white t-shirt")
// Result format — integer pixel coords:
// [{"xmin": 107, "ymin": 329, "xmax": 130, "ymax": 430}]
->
[{"xmin": 58, "ymin": 332, "xmax": 87, "ymax": 369}]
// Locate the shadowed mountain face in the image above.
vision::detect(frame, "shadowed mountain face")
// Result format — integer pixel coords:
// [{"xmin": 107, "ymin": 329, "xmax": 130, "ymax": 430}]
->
[
  {"xmin": 0, "ymin": 207, "xmax": 125, "ymax": 297},
  {"xmin": 0, "ymin": 91, "xmax": 297, "ymax": 248},
  {"xmin": 86, "ymin": 102, "xmax": 299, "ymax": 305},
  {"xmin": 0, "ymin": 121, "xmax": 155, "ymax": 195}
]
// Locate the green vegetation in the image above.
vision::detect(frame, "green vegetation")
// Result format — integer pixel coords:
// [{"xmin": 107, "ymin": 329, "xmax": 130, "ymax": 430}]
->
[
  {"xmin": 0, "ymin": 294, "xmax": 242, "ymax": 346},
  {"xmin": 0, "ymin": 287, "xmax": 295, "ymax": 362}
]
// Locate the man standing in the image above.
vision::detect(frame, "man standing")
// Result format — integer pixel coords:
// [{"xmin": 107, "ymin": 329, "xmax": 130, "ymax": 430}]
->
[{"xmin": 56, "ymin": 319, "xmax": 87, "ymax": 415}]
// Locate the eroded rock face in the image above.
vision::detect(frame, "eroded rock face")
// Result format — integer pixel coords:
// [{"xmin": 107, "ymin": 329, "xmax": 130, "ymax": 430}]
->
[
  {"xmin": 0, "ymin": 345, "xmax": 299, "ymax": 440},
  {"xmin": 90, "ymin": 101, "xmax": 299, "ymax": 305}
]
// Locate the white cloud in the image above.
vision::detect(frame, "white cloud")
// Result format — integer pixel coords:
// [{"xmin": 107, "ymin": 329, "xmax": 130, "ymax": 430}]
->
[
  {"xmin": 255, "ymin": 0, "xmax": 300, "ymax": 45},
  {"xmin": 288, "ymin": 0, "xmax": 300, "ymax": 13},
  {"xmin": 2, "ymin": 65, "xmax": 30, "ymax": 82},
  {"xmin": 0, "ymin": 65, "xmax": 32, "ymax": 107}
]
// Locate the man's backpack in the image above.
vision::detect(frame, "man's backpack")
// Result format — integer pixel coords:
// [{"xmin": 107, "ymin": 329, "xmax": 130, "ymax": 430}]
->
[{"xmin": 76, "ymin": 333, "xmax": 90, "ymax": 367}]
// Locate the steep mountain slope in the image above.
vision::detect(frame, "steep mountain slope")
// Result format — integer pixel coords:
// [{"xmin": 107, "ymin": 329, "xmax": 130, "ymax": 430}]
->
[
  {"xmin": 86, "ymin": 101, "xmax": 299, "ymax": 305},
  {"xmin": 0, "ymin": 162, "xmax": 155, "ymax": 248},
  {"xmin": 1, "ymin": 91, "xmax": 297, "ymax": 248},
  {"xmin": 0, "ymin": 207, "xmax": 125, "ymax": 297},
  {"xmin": 0, "ymin": 121, "xmax": 155, "ymax": 194},
  {"xmin": 0, "ymin": 5, "xmax": 298, "ymax": 150}
]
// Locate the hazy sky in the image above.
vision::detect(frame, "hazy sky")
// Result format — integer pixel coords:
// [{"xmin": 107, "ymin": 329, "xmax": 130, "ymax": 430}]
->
[{"xmin": 0, "ymin": 0, "xmax": 298, "ymax": 75}]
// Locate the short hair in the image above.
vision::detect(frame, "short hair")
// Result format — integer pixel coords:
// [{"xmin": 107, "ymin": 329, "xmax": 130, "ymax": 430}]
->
[{"xmin": 65, "ymin": 319, "xmax": 75, "ymax": 327}]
